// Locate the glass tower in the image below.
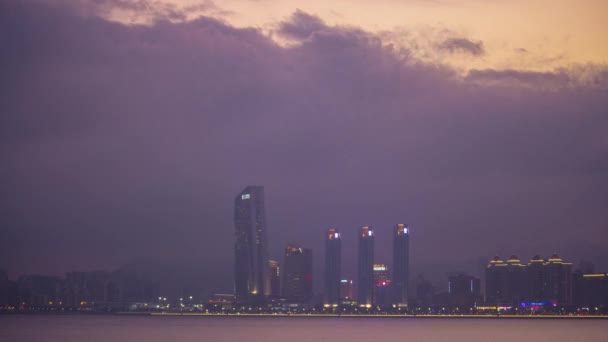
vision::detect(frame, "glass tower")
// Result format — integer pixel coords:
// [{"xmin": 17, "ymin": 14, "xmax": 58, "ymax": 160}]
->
[
  {"xmin": 324, "ymin": 228, "xmax": 341, "ymax": 307},
  {"xmin": 234, "ymin": 186, "xmax": 270, "ymax": 303},
  {"xmin": 392, "ymin": 223, "xmax": 410, "ymax": 307},
  {"xmin": 357, "ymin": 226, "xmax": 374, "ymax": 308},
  {"xmin": 283, "ymin": 244, "xmax": 313, "ymax": 303}
]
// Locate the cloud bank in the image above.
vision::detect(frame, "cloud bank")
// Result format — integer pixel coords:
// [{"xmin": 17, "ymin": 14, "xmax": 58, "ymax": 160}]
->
[{"xmin": 1, "ymin": 1, "xmax": 607, "ymax": 291}]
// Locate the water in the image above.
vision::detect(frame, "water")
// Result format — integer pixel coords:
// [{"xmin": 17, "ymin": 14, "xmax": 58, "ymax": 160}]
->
[{"xmin": 1, "ymin": 315, "xmax": 607, "ymax": 341}]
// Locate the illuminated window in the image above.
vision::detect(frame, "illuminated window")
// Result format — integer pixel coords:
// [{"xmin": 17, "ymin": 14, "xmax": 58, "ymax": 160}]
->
[{"xmin": 241, "ymin": 194, "xmax": 251, "ymax": 200}]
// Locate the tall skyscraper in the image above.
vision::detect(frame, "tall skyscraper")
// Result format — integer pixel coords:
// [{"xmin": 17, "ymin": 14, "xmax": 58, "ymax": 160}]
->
[
  {"xmin": 392, "ymin": 223, "xmax": 410, "ymax": 308},
  {"xmin": 282, "ymin": 244, "xmax": 313, "ymax": 303},
  {"xmin": 324, "ymin": 228, "xmax": 341, "ymax": 307},
  {"xmin": 357, "ymin": 226, "xmax": 374, "ymax": 308},
  {"xmin": 234, "ymin": 186, "xmax": 270, "ymax": 303},
  {"xmin": 268, "ymin": 260, "xmax": 280, "ymax": 298}
]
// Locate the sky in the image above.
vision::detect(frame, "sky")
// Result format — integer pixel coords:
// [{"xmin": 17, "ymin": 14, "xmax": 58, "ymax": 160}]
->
[{"xmin": 1, "ymin": 0, "xmax": 607, "ymax": 295}]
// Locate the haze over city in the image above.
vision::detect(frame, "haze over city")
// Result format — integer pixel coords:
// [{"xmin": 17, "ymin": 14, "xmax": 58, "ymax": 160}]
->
[{"xmin": 1, "ymin": 0, "xmax": 607, "ymax": 300}]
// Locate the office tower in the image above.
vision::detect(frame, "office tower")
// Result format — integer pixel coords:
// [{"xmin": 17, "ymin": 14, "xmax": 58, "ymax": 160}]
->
[
  {"xmin": 282, "ymin": 244, "xmax": 313, "ymax": 303},
  {"xmin": 373, "ymin": 264, "xmax": 390, "ymax": 307},
  {"xmin": 392, "ymin": 223, "xmax": 409, "ymax": 307},
  {"xmin": 324, "ymin": 228, "xmax": 341, "ymax": 307},
  {"xmin": 542, "ymin": 254, "xmax": 573, "ymax": 305},
  {"xmin": 357, "ymin": 226, "xmax": 374, "ymax": 308},
  {"xmin": 340, "ymin": 279, "xmax": 354, "ymax": 300},
  {"xmin": 447, "ymin": 273, "xmax": 480, "ymax": 308},
  {"xmin": 234, "ymin": 186, "xmax": 270, "ymax": 303},
  {"xmin": 268, "ymin": 260, "xmax": 280, "ymax": 298}
]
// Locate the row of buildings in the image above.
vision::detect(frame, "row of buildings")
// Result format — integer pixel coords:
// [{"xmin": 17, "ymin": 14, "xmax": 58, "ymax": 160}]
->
[
  {"xmin": 234, "ymin": 186, "xmax": 608, "ymax": 311},
  {"xmin": 234, "ymin": 185, "xmax": 411, "ymax": 308},
  {"xmin": 485, "ymin": 254, "xmax": 608, "ymax": 309},
  {"xmin": 324, "ymin": 225, "xmax": 411, "ymax": 308},
  {"xmin": 0, "ymin": 269, "xmax": 159, "ymax": 310}
]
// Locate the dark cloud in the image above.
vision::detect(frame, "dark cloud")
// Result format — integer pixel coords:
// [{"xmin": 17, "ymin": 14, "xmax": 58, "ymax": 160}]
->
[
  {"xmin": 438, "ymin": 37, "xmax": 485, "ymax": 56},
  {"xmin": 277, "ymin": 9, "xmax": 329, "ymax": 40},
  {"xmin": 1, "ymin": 1, "xmax": 607, "ymax": 293},
  {"xmin": 466, "ymin": 69, "xmax": 570, "ymax": 88}
]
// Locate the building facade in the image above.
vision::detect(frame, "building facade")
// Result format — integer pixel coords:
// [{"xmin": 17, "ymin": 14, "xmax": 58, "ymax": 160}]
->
[
  {"xmin": 448, "ymin": 273, "xmax": 480, "ymax": 309},
  {"xmin": 234, "ymin": 186, "xmax": 270, "ymax": 303},
  {"xmin": 357, "ymin": 226, "xmax": 375, "ymax": 308},
  {"xmin": 373, "ymin": 264, "xmax": 391, "ymax": 307},
  {"xmin": 324, "ymin": 228, "xmax": 341, "ymax": 307},
  {"xmin": 541, "ymin": 254, "xmax": 573, "ymax": 305},
  {"xmin": 392, "ymin": 223, "xmax": 410, "ymax": 307},
  {"xmin": 268, "ymin": 260, "xmax": 280, "ymax": 298},
  {"xmin": 282, "ymin": 244, "xmax": 313, "ymax": 303},
  {"xmin": 340, "ymin": 279, "xmax": 354, "ymax": 302}
]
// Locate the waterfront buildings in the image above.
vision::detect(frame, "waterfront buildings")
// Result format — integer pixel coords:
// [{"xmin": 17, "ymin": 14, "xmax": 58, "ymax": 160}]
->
[
  {"xmin": 357, "ymin": 226, "xmax": 375, "ymax": 307},
  {"xmin": 485, "ymin": 254, "xmax": 573, "ymax": 306},
  {"xmin": 282, "ymin": 244, "xmax": 313, "ymax": 303},
  {"xmin": 324, "ymin": 228, "xmax": 341, "ymax": 307},
  {"xmin": 392, "ymin": 223, "xmax": 410, "ymax": 308},
  {"xmin": 234, "ymin": 186, "xmax": 270, "ymax": 303}
]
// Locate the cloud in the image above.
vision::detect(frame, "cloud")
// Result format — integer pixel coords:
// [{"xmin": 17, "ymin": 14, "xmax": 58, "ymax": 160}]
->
[
  {"xmin": 1, "ymin": 1, "xmax": 607, "ymax": 290},
  {"xmin": 438, "ymin": 37, "xmax": 485, "ymax": 56},
  {"xmin": 466, "ymin": 69, "xmax": 570, "ymax": 88},
  {"xmin": 278, "ymin": 9, "xmax": 328, "ymax": 40}
]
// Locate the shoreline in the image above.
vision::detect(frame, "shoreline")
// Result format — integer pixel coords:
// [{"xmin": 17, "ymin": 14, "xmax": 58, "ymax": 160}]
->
[{"xmin": 3, "ymin": 311, "xmax": 607, "ymax": 319}]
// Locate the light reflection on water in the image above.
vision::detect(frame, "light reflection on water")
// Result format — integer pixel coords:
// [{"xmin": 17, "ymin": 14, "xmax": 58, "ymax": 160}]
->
[{"xmin": 0, "ymin": 315, "xmax": 606, "ymax": 342}]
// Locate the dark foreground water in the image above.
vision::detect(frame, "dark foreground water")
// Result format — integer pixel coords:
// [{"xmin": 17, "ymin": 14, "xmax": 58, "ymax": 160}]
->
[{"xmin": 1, "ymin": 315, "xmax": 607, "ymax": 342}]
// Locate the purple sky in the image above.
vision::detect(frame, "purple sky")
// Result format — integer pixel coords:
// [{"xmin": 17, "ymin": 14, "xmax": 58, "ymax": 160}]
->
[{"xmin": 1, "ymin": 1, "xmax": 607, "ymax": 293}]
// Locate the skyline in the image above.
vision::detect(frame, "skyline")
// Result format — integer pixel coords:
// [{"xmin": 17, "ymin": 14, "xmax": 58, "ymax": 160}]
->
[{"xmin": 1, "ymin": 0, "xmax": 607, "ymax": 296}]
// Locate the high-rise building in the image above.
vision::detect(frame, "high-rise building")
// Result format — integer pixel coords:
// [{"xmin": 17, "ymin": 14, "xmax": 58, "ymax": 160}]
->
[
  {"xmin": 234, "ymin": 186, "xmax": 270, "ymax": 303},
  {"xmin": 573, "ymin": 272, "xmax": 608, "ymax": 307},
  {"xmin": 505, "ymin": 255, "xmax": 528, "ymax": 304},
  {"xmin": 447, "ymin": 272, "xmax": 480, "ymax": 308},
  {"xmin": 485, "ymin": 256, "xmax": 508, "ymax": 305},
  {"xmin": 340, "ymin": 279, "xmax": 354, "ymax": 301},
  {"xmin": 485, "ymin": 255, "xmax": 528, "ymax": 306},
  {"xmin": 527, "ymin": 255, "xmax": 545, "ymax": 302},
  {"xmin": 282, "ymin": 244, "xmax": 313, "ymax": 303},
  {"xmin": 324, "ymin": 228, "xmax": 341, "ymax": 307},
  {"xmin": 541, "ymin": 254, "xmax": 573, "ymax": 305},
  {"xmin": 373, "ymin": 264, "xmax": 391, "ymax": 307},
  {"xmin": 268, "ymin": 260, "xmax": 280, "ymax": 298},
  {"xmin": 392, "ymin": 223, "xmax": 410, "ymax": 307},
  {"xmin": 357, "ymin": 226, "xmax": 374, "ymax": 308}
]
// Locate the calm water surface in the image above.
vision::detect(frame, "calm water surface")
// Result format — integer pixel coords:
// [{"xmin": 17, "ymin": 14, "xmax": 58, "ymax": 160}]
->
[{"xmin": 1, "ymin": 315, "xmax": 607, "ymax": 342}]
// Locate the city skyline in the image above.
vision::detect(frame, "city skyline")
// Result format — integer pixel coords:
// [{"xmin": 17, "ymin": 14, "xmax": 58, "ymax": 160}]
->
[{"xmin": 2, "ymin": 0, "xmax": 607, "ymax": 304}]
